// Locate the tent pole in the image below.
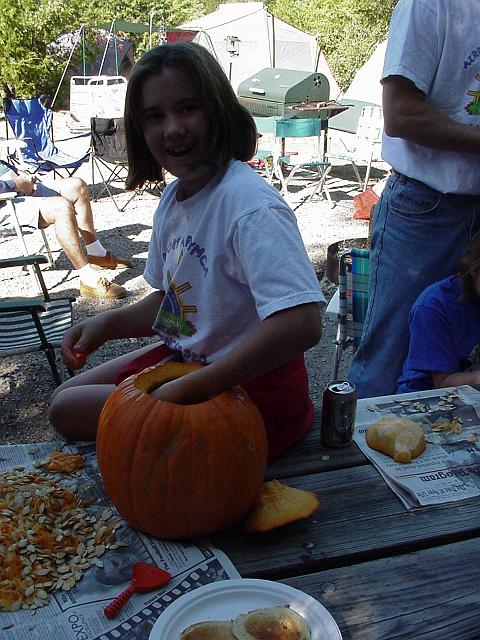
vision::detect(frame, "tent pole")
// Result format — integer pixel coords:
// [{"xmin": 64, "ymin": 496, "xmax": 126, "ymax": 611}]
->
[
  {"xmin": 51, "ymin": 26, "xmax": 83, "ymax": 109},
  {"xmin": 271, "ymin": 13, "xmax": 275, "ymax": 67},
  {"xmin": 98, "ymin": 19, "xmax": 116, "ymax": 76}
]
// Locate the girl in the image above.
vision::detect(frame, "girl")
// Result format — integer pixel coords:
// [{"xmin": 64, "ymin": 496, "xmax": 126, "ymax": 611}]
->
[
  {"xmin": 50, "ymin": 42, "xmax": 325, "ymax": 458},
  {"xmin": 397, "ymin": 231, "xmax": 480, "ymax": 393}
]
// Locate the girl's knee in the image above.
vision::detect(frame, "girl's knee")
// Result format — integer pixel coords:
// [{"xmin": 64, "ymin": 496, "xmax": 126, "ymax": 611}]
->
[{"xmin": 49, "ymin": 387, "xmax": 84, "ymax": 440}]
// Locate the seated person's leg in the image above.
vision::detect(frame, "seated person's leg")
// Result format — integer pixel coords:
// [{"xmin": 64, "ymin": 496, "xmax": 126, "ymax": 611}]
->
[
  {"xmin": 37, "ymin": 195, "xmax": 127, "ymax": 299},
  {"xmin": 39, "ymin": 177, "xmax": 132, "ymax": 269},
  {"xmin": 50, "ymin": 343, "xmax": 163, "ymax": 441}
]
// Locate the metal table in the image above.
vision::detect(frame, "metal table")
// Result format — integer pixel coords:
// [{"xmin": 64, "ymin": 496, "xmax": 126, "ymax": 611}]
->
[{"xmin": 211, "ymin": 407, "xmax": 480, "ymax": 639}]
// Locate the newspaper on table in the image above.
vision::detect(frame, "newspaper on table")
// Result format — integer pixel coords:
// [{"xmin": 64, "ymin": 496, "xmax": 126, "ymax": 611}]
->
[
  {"xmin": 0, "ymin": 441, "xmax": 240, "ymax": 640},
  {"xmin": 354, "ymin": 385, "xmax": 480, "ymax": 509}
]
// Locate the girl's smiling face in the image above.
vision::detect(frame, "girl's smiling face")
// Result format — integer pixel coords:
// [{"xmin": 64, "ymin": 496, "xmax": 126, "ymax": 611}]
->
[{"xmin": 141, "ymin": 67, "xmax": 215, "ymax": 199}]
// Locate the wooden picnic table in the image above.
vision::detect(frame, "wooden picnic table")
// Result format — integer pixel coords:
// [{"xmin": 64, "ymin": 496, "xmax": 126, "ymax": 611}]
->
[{"xmin": 210, "ymin": 406, "xmax": 480, "ymax": 639}]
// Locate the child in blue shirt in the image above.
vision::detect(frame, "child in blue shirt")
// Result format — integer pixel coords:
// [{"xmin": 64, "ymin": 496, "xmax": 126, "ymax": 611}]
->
[{"xmin": 397, "ymin": 232, "xmax": 480, "ymax": 393}]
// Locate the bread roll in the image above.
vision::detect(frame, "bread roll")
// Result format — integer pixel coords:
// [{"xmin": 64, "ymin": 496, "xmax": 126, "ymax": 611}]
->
[
  {"xmin": 180, "ymin": 620, "xmax": 236, "ymax": 639},
  {"xmin": 232, "ymin": 605, "xmax": 311, "ymax": 640},
  {"xmin": 366, "ymin": 416, "xmax": 426, "ymax": 463}
]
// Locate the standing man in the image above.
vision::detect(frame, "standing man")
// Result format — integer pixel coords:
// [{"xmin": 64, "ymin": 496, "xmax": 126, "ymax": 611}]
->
[{"xmin": 349, "ymin": 0, "xmax": 480, "ymax": 398}]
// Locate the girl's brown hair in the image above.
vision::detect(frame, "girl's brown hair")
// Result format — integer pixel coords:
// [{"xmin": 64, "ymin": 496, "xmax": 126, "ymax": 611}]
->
[
  {"xmin": 458, "ymin": 231, "xmax": 480, "ymax": 303},
  {"xmin": 124, "ymin": 41, "xmax": 258, "ymax": 191}
]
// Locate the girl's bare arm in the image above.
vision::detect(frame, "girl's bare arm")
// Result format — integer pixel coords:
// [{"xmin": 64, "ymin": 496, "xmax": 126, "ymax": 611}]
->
[
  {"xmin": 151, "ymin": 302, "xmax": 322, "ymax": 403},
  {"xmin": 432, "ymin": 370, "xmax": 480, "ymax": 389},
  {"xmin": 62, "ymin": 291, "xmax": 164, "ymax": 369}
]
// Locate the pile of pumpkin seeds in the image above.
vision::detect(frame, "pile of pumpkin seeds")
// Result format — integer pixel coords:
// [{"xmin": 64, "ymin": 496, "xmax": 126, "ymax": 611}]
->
[{"xmin": 0, "ymin": 465, "xmax": 125, "ymax": 613}]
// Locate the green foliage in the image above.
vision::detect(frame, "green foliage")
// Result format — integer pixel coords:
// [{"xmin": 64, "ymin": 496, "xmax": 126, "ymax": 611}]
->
[
  {"xmin": 0, "ymin": 0, "xmax": 203, "ymax": 101},
  {"xmin": 265, "ymin": 0, "xmax": 396, "ymax": 90},
  {"xmin": 0, "ymin": 0, "xmax": 395, "ymax": 100}
]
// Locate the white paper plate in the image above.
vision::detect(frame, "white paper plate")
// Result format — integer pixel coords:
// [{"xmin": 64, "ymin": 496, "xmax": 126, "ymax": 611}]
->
[{"xmin": 149, "ymin": 578, "xmax": 342, "ymax": 639}]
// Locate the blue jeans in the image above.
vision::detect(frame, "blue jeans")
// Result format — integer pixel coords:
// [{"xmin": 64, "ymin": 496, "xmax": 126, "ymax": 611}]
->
[{"xmin": 349, "ymin": 172, "xmax": 480, "ymax": 398}]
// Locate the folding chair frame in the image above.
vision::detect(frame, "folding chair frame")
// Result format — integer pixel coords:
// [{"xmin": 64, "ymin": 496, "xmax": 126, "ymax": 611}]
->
[
  {"xmin": 332, "ymin": 248, "xmax": 369, "ymax": 379},
  {"xmin": 327, "ymin": 103, "xmax": 383, "ymax": 191},
  {"xmin": 3, "ymin": 96, "xmax": 90, "ymax": 178},
  {"xmin": 0, "ymin": 255, "xmax": 75, "ymax": 386},
  {"xmin": 0, "ymin": 192, "xmax": 54, "ymax": 293},
  {"xmin": 90, "ymin": 116, "xmax": 164, "ymax": 212}
]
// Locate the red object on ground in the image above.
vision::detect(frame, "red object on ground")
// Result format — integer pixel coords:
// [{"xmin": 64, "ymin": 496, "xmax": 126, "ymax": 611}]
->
[
  {"xmin": 353, "ymin": 188, "xmax": 379, "ymax": 220},
  {"xmin": 104, "ymin": 563, "xmax": 172, "ymax": 619}
]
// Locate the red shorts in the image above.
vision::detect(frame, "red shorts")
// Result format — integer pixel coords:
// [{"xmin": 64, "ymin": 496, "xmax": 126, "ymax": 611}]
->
[{"xmin": 115, "ymin": 345, "xmax": 314, "ymax": 459}]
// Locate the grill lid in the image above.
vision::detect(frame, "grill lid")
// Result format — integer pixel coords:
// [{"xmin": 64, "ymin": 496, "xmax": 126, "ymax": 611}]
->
[{"xmin": 237, "ymin": 68, "xmax": 331, "ymax": 118}]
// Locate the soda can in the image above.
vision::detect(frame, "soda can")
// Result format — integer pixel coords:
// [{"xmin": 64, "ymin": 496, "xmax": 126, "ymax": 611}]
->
[{"xmin": 320, "ymin": 380, "xmax": 357, "ymax": 447}]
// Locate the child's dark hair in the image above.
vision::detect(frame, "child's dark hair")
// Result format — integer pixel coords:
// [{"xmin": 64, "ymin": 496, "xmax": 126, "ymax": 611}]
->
[
  {"xmin": 458, "ymin": 231, "xmax": 480, "ymax": 303},
  {"xmin": 124, "ymin": 41, "xmax": 258, "ymax": 190}
]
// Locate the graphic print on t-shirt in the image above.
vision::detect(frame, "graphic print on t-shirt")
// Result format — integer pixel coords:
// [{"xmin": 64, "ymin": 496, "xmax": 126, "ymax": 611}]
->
[
  {"xmin": 154, "ymin": 270, "xmax": 197, "ymax": 338},
  {"xmin": 465, "ymin": 72, "xmax": 480, "ymax": 116}
]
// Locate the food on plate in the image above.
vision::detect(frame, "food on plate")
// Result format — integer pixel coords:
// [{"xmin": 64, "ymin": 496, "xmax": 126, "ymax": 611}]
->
[
  {"xmin": 232, "ymin": 605, "xmax": 311, "ymax": 640},
  {"xmin": 179, "ymin": 606, "xmax": 311, "ymax": 640},
  {"xmin": 244, "ymin": 480, "xmax": 319, "ymax": 533},
  {"xmin": 366, "ymin": 416, "xmax": 426, "ymax": 463},
  {"xmin": 97, "ymin": 362, "xmax": 268, "ymax": 540},
  {"xmin": 180, "ymin": 620, "xmax": 237, "ymax": 639}
]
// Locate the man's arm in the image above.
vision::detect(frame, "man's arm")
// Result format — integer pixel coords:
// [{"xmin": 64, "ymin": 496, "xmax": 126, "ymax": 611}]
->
[{"xmin": 382, "ymin": 75, "xmax": 480, "ymax": 153}]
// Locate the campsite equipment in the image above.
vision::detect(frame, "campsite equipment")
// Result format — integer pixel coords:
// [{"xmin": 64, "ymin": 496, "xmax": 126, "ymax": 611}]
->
[
  {"xmin": 3, "ymin": 97, "xmax": 90, "ymax": 178},
  {"xmin": 238, "ymin": 68, "xmax": 332, "ymax": 119},
  {"xmin": 180, "ymin": 2, "xmax": 340, "ymax": 96},
  {"xmin": 104, "ymin": 562, "xmax": 172, "ymax": 619}
]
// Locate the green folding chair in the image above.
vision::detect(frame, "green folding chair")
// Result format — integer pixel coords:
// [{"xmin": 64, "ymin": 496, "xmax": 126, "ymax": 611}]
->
[{"xmin": 0, "ymin": 255, "xmax": 75, "ymax": 385}]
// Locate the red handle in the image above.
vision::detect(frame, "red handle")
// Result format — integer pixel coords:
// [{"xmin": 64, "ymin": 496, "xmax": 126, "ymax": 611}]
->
[{"xmin": 104, "ymin": 583, "xmax": 136, "ymax": 620}]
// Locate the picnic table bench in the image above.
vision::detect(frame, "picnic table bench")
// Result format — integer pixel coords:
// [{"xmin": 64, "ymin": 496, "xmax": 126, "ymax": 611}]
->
[{"xmin": 210, "ymin": 408, "xmax": 480, "ymax": 639}]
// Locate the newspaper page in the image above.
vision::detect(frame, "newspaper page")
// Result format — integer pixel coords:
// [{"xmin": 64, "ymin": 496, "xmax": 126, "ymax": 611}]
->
[
  {"xmin": 0, "ymin": 441, "xmax": 240, "ymax": 640},
  {"xmin": 354, "ymin": 385, "xmax": 480, "ymax": 509}
]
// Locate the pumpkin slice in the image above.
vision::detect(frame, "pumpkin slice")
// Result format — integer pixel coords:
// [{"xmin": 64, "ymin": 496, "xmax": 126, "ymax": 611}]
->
[{"xmin": 244, "ymin": 480, "xmax": 319, "ymax": 533}]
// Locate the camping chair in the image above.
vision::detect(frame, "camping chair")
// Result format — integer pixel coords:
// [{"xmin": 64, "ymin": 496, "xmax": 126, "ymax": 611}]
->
[
  {"xmin": 90, "ymin": 116, "xmax": 164, "ymax": 212},
  {"xmin": 329, "ymin": 247, "xmax": 369, "ymax": 379},
  {"xmin": 276, "ymin": 155, "xmax": 333, "ymax": 206},
  {"xmin": 0, "ymin": 255, "xmax": 75, "ymax": 386},
  {"xmin": 3, "ymin": 96, "xmax": 90, "ymax": 178},
  {"xmin": 327, "ymin": 102, "xmax": 384, "ymax": 191},
  {"xmin": 0, "ymin": 191, "xmax": 55, "ymax": 293}
]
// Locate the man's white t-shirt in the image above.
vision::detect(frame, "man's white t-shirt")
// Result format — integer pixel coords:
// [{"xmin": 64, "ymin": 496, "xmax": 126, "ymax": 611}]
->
[
  {"xmin": 381, "ymin": 0, "xmax": 480, "ymax": 194},
  {"xmin": 144, "ymin": 160, "xmax": 325, "ymax": 364}
]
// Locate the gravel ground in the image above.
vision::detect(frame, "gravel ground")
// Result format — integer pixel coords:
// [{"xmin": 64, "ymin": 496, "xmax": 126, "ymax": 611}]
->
[{"xmin": 0, "ymin": 113, "xmax": 384, "ymax": 444}]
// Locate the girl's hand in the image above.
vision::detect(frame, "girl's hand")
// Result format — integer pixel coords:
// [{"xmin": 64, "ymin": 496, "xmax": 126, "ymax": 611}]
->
[
  {"xmin": 61, "ymin": 317, "xmax": 108, "ymax": 370},
  {"xmin": 150, "ymin": 375, "xmax": 209, "ymax": 405}
]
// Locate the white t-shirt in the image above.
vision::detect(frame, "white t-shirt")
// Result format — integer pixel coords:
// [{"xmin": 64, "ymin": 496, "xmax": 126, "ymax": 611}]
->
[
  {"xmin": 144, "ymin": 160, "xmax": 325, "ymax": 364},
  {"xmin": 381, "ymin": 0, "xmax": 480, "ymax": 194}
]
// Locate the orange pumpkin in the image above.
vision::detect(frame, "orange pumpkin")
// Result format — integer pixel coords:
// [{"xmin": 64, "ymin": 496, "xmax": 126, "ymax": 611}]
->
[{"xmin": 96, "ymin": 362, "xmax": 268, "ymax": 540}]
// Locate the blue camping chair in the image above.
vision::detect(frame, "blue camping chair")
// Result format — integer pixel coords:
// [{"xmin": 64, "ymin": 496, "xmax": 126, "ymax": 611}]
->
[
  {"xmin": 3, "ymin": 96, "xmax": 90, "ymax": 177},
  {"xmin": 330, "ymin": 247, "xmax": 370, "ymax": 379}
]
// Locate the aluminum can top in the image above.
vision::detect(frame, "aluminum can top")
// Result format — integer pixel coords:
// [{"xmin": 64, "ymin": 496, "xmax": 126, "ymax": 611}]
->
[{"xmin": 327, "ymin": 380, "xmax": 356, "ymax": 395}]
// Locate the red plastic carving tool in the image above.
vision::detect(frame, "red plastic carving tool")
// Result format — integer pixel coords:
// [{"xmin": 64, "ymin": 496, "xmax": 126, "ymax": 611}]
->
[{"xmin": 104, "ymin": 562, "xmax": 172, "ymax": 620}]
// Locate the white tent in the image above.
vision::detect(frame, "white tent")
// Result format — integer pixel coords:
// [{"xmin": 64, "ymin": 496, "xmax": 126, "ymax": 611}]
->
[
  {"xmin": 180, "ymin": 3, "xmax": 340, "ymax": 98},
  {"xmin": 343, "ymin": 39, "xmax": 387, "ymax": 106}
]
